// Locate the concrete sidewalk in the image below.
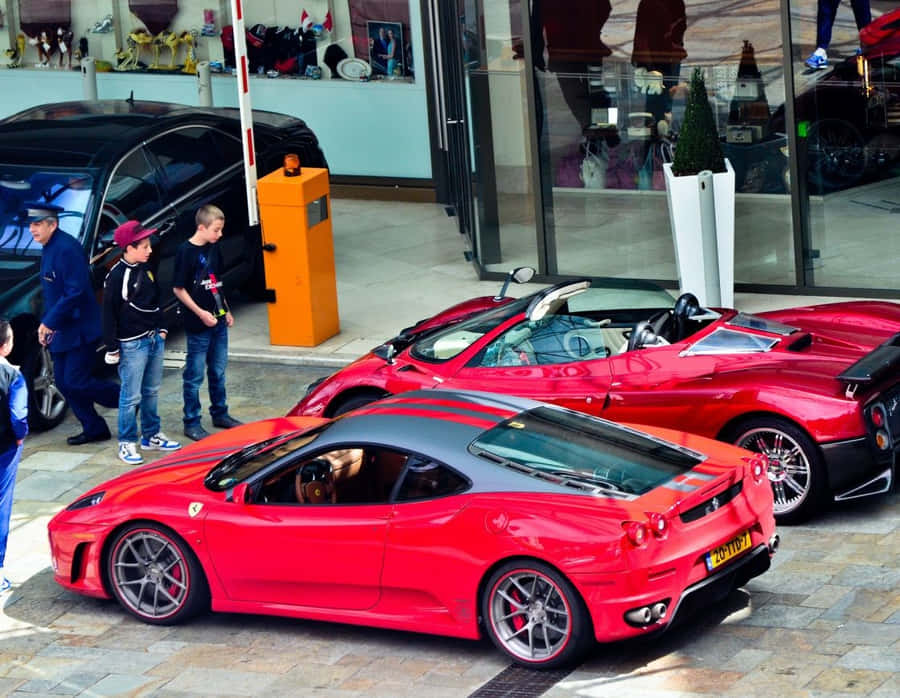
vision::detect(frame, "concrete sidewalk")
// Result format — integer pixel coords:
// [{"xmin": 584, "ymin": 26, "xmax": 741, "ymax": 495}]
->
[{"xmin": 164, "ymin": 198, "xmax": 877, "ymax": 370}]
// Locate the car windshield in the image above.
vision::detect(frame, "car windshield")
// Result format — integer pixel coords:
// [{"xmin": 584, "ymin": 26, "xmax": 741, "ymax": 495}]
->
[
  {"xmin": 411, "ymin": 296, "xmax": 532, "ymax": 362},
  {"xmin": 204, "ymin": 424, "xmax": 330, "ymax": 491},
  {"xmin": 470, "ymin": 406, "xmax": 703, "ymax": 496},
  {"xmin": 410, "ymin": 280, "xmax": 676, "ymax": 363},
  {"xmin": 0, "ymin": 165, "xmax": 95, "ymax": 260}
]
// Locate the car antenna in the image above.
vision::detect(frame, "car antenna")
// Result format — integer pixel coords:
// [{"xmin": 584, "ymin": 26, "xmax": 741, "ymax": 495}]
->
[{"xmin": 126, "ymin": 91, "xmax": 134, "ymax": 107}]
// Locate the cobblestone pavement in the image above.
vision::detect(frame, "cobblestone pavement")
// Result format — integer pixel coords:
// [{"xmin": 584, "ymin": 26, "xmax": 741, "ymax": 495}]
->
[{"xmin": 2, "ymin": 358, "xmax": 898, "ymax": 697}]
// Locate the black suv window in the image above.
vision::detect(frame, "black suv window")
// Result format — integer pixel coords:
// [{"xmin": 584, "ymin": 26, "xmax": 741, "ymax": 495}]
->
[
  {"xmin": 146, "ymin": 126, "xmax": 238, "ymax": 202},
  {"xmin": 102, "ymin": 148, "xmax": 164, "ymax": 232}
]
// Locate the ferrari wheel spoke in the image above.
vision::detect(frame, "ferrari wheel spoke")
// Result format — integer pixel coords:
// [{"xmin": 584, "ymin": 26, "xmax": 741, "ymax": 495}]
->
[
  {"xmin": 496, "ymin": 588, "xmax": 526, "ymax": 609},
  {"xmin": 161, "ymin": 571, "xmax": 186, "ymax": 591},
  {"xmin": 497, "ymin": 608, "xmax": 528, "ymax": 623}
]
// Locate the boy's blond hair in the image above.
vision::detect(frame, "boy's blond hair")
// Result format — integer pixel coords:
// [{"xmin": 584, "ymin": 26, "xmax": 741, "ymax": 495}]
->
[{"xmin": 195, "ymin": 204, "xmax": 225, "ymax": 228}]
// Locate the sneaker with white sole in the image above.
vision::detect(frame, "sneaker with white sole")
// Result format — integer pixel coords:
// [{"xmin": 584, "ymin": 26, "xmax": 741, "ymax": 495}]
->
[
  {"xmin": 141, "ymin": 432, "xmax": 182, "ymax": 451},
  {"xmin": 805, "ymin": 52, "xmax": 828, "ymax": 70},
  {"xmin": 118, "ymin": 442, "xmax": 143, "ymax": 465}
]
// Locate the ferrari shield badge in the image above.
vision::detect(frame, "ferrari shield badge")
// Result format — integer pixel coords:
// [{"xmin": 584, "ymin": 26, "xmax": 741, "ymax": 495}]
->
[{"xmin": 188, "ymin": 502, "xmax": 203, "ymax": 517}]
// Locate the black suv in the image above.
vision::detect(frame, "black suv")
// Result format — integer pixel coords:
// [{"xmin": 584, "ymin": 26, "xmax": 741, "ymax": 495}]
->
[{"xmin": 0, "ymin": 100, "xmax": 326, "ymax": 430}]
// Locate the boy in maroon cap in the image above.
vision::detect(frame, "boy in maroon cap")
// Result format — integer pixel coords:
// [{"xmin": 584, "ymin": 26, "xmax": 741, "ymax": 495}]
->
[{"xmin": 102, "ymin": 221, "xmax": 181, "ymax": 465}]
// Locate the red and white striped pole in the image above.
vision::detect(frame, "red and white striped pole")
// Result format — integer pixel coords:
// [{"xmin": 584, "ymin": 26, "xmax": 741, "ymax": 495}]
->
[{"xmin": 229, "ymin": 0, "xmax": 259, "ymax": 225}]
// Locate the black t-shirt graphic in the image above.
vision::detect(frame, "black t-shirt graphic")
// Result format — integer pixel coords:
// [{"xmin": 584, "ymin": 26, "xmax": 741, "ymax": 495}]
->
[{"xmin": 173, "ymin": 241, "xmax": 228, "ymax": 333}]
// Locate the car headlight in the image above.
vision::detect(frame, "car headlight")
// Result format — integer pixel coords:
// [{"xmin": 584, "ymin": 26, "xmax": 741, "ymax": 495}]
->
[{"xmin": 66, "ymin": 491, "xmax": 105, "ymax": 510}]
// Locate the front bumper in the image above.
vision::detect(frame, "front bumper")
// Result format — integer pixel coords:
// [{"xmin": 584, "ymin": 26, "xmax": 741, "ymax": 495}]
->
[{"xmin": 48, "ymin": 521, "xmax": 112, "ymax": 599}]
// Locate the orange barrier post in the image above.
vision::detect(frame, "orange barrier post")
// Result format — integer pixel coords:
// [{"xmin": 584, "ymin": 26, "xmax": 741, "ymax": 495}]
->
[{"xmin": 257, "ymin": 167, "xmax": 339, "ymax": 346}]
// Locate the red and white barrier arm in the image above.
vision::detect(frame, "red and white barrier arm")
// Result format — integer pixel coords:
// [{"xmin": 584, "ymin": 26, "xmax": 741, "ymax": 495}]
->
[{"xmin": 229, "ymin": 0, "xmax": 259, "ymax": 225}]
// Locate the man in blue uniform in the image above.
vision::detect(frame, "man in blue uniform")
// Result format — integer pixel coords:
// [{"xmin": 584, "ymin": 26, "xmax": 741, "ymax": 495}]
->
[{"xmin": 28, "ymin": 203, "xmax": 119, "ymax": 445}]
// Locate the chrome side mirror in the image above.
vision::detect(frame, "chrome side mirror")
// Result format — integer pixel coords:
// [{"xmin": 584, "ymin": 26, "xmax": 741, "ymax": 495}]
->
[{"xmin": 495, "ymin": 266, "xmax": 536, "ymax": 301}]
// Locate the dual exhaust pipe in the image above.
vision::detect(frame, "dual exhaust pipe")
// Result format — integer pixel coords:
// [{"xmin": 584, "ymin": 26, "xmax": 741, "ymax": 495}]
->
[{"xmin": 625, "ymin": 601, "xmax": 668, "ymax": 626}]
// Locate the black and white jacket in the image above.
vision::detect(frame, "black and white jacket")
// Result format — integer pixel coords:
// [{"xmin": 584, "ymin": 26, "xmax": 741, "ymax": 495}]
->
[{"xmin": 102, "ymin": 259, "xmax": 166, "ymax": 350}]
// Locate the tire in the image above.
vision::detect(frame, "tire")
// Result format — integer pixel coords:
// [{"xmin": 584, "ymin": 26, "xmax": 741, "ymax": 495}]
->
[
  {"xmin": 20, "ymin": 343, "xmax": 67, "ymax": 431},
  {"xmin": 727, "ymin": 416, "xmax": 828, "ymax": 524},
  {"xmin": 330, "ymin": 391, "xmax": 387, "ymax": 417},
  {"xmin": 481, "ymin": 560, "xmax": 593, "ymax": 669},
  {"xmin": 806, "ymin": 118, "xmax": 867, "ymax": 194},
  {"xmin": 107, "ymin": 523, "xmax": 209, "ymax": 625}
]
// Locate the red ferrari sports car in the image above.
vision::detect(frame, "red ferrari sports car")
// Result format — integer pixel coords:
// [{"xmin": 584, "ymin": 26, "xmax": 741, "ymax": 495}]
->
[
  {"xmin": 289, "ymin": 275, "xmax": 900, "ymax": 523},
  {"xmin": 49, "ymin": 390, "xmax": 776, "ymax": 669}
]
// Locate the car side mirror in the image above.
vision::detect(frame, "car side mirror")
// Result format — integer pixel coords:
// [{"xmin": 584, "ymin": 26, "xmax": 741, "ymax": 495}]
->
[
  {"xmin": 231, "ymin": 482, "xmax": 250, "ymax": 504},
  {"xmin": 494, "ymin": 266, "xmax": 536, "ymax": 301}
]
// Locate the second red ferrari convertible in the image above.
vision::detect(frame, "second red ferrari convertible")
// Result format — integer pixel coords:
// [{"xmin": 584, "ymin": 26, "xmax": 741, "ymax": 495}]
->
[
  {"xmin": 49, "ymin": 390, "xmax": 776, "ymax": 669},
  {"xmin": 289, "ymin": 277, "xmax": 900, "ymax": 523}
]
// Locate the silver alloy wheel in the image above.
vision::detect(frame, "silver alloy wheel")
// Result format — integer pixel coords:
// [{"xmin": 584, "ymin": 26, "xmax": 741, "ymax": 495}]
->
[
  {"xmin": 487, "ymin": 569, "xmax": 573, "ymax": 663},
  {"xmin": 33, "ymin": 346, "xmax": 66, "ymax": 423},
  {"xmin": 111, "ymin": 529, "xmax": 190, "ymax": 620},
  {"xmin": 736, "ymin": 426, "xmax": 811, "ymax": 516}
]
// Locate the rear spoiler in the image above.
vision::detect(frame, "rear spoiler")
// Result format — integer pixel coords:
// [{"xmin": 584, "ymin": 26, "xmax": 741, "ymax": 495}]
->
[{"xmin": 837, "ymin": 332, "xmax": 900, "ymax": 397}]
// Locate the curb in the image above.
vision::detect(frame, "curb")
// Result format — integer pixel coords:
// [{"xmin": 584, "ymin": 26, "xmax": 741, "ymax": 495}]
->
[{"xmin": 163, "ymin": 349, "xmax": 354, "ymax": 370}]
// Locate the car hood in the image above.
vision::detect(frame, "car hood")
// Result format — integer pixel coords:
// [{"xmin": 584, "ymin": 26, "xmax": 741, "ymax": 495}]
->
[{"xmin": 86, "ymin": 417, "xmax": 322, "ymax": 498}]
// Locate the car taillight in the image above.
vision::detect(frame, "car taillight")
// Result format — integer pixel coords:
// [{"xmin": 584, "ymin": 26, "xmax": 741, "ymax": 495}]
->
[
  {"xmin": 647, "ymin": 512, "xmax": 668, "ymax": 538},
  {"xmin": 622, "ymin": 521, "xmax": 650, "ymax": 547},
  {"xmin": 875, "ymin": 430, "xmax": 891, "ymax": 450},
  {"xmin": 870, "ymin": 404, "xmax": 885, "ymax": 428},
  {"xmin": 743, "ymin": 455, "xmax": 768, "ymax": 483}
]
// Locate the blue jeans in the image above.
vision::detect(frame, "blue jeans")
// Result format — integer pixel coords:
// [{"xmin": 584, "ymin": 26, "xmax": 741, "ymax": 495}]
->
[
  {"xmin": 0, "ymin": 443, "xmax": 22, "ymax": 568},
  {"xmin": 52, "ymin": 342, "xmax": 120, "ymax": 438},
  {"xmin": 816, "ymin": 0, "xmax": 871, "ymax": 49},
  {"xmin": 117, "ymin": 332, "xmax": 165, "ymax": 443},
  {"xmin": 183, "ymin": 322, "xmax": 229, "ymax": 428}
]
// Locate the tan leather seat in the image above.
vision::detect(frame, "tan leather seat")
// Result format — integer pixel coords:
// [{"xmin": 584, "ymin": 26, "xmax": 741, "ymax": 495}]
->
[{"xmin": 322, "ymin": 448, "xmax": 364, "ymax": 481}]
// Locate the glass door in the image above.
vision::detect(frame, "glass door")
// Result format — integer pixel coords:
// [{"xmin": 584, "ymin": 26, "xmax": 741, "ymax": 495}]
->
[
  {"xmin": 788, "ymin": 1, "xmax": 900, "ymax": 292},
  {"xmin": 426, "ymin": 0, "xmax": 476, "ymax": 251}
]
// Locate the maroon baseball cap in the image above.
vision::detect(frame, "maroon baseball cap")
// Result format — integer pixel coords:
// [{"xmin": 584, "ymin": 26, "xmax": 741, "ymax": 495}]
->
[{"xmin": 113, "ymin": 220, "xmax": 157, "ymax": 248}]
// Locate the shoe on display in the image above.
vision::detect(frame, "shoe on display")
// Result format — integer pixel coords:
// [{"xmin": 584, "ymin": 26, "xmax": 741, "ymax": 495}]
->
[
  {"xmin": 805, "ymin": 52, "xmax": 828, "ymax": 70},
  {"xmin": 212, "ymin": 415, "xmax": 243, "ymax": 429},
  {"xmin": 184, "ymin": 425, "xmax": 210, "ymax": 441},
  {"xmin": 0, "ymin": 577, "xmax": 10, "ymax": 593},
  {"xmin": 118, "ymin": 442, "xmax": 143, "ymax": 465},
  {"xmin": 141, "ymin": 432, "xmax": 182, "ymax": 451},
  {"xmin": 67, "ymin": 428, "xmax": 112, "ymax": 446}
]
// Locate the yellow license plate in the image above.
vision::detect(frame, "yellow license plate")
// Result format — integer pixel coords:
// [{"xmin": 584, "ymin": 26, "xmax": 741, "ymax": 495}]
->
[{"xmin": 705, "ymin": 531, "xmax": 751, "ymax": 571}]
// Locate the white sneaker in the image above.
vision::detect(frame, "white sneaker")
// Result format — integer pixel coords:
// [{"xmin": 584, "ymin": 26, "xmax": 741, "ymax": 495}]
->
[
  {"xmin": 118, "ymin": 442, "xmax": 143, "ymax": 465},
  {"xmin": 141, "ymin": 432, "xmax": 182, "ymax": 451}
]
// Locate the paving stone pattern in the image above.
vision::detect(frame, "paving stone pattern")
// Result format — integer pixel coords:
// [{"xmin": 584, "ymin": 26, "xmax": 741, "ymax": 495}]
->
[{"xmin": 2, "ymin": 361, "xmax": 898, "ymax": 697}]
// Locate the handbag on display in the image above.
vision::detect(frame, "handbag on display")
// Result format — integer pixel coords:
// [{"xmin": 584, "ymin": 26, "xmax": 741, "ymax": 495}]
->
[{"xmin": 580, "ymin": 141, "xmax": 608, "ymax": 189}]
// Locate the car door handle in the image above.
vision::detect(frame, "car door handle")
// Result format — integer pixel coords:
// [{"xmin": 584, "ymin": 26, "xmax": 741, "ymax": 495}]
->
[{"xmin": 155, "ymin": 219, "xmax": 176, "ymax": 237}]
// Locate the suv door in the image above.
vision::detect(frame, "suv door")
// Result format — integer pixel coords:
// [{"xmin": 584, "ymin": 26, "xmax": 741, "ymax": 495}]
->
[{"xmin": 144, "ymin": 126, "xmax": 251, "ymax": 289}]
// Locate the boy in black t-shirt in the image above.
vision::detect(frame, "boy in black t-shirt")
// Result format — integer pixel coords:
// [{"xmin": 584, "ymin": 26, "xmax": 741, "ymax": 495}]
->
[{"xmin": 173, "ymin": 205, "xmax": 243, "ymax": 441}]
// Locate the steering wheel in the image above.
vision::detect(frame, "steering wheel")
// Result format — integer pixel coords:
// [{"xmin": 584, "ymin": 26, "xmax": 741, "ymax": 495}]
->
[
  {"xmin": 672, "ymin": 292, "xmax": 701, "ymax": 341},
  {"xmin": 295, "ymin": 459, "xmax": 336, "ymax": 504},
  {"xmin": 627, "ymin": 321, "xmax": 658, "ymax": 352}
]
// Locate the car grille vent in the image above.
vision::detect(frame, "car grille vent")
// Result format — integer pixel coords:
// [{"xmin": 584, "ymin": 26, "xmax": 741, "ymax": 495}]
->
[
  {"xmin": 787, "ymin": 333, "xmax": 812, "ymax": 351},
  {"xmin": 680, "ymin": 481, "xmax": 743, "ymax": 523}
]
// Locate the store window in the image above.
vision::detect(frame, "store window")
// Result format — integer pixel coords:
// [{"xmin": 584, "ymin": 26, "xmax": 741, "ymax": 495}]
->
[{"xmin": 469, "ymin": 0, "xmax": 796, "ymax": 288}]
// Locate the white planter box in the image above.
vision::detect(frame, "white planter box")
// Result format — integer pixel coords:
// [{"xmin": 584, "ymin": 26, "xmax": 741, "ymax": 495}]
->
[{"xmin": 663, "ymin": 160, "xmax": 735, "ymax": 308}]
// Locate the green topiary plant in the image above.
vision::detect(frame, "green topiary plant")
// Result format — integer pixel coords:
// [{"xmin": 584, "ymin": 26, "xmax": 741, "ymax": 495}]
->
[{"xmin": 671, "ymin": 68, "xmax": 726, "ymax": 176}]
